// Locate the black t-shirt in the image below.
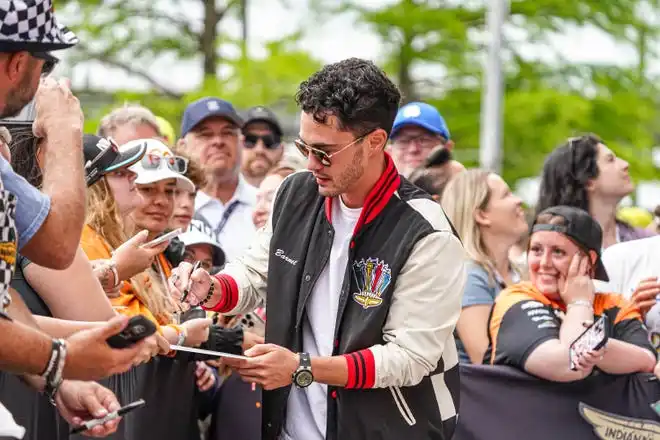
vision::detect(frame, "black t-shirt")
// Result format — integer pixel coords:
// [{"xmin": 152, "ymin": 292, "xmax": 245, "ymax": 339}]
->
[{"xmin": 10, "ymin": 255, "xmax": 52, "ymax": 317}]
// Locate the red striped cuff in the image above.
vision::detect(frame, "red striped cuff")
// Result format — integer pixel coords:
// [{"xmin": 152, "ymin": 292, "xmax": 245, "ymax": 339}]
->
[
  {"xmin": 204, "ymin": 274, "xmax": 239, "ymax": 313},
  {"xmin": 343, "ymin": 349, "xmax": 375, "ymax": 389}
]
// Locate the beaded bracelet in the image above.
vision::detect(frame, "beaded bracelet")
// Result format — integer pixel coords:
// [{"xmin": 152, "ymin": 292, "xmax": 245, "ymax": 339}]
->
[{"xmin": 199, "ymin": 282, "xmax": 215, "ymax": 307}]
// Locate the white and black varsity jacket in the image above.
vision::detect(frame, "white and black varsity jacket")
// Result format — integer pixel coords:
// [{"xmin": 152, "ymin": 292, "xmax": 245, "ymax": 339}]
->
[{"xmin": 207, "ymin": 154, "xmax": 466, "ymax": 440}]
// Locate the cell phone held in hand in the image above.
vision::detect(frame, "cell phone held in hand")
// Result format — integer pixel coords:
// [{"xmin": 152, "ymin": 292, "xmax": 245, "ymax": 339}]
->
[
  {"xmin": 106, "ymin": 315, "xmax": 156, "ymax": 349},
  {"xmin": 569, "ymin": 315, "xmax": 609, "ymax": 371},
  {"xmin": 141, "ymin": 228, "xmax": 182, "ymax": 248},
  {"xmin": 70, "ymin": 399, "xmax": 146, "ymax": 434}
]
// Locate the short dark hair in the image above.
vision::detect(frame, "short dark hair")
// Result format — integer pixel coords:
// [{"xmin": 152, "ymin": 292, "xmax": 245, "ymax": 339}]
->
[
  {"xmin": 536, "ymin": 134, "xmax": 600, "ymax": 216},
  {"xmin": 295, "ymin": 58, "xmax": 401, "ymax": 136}
]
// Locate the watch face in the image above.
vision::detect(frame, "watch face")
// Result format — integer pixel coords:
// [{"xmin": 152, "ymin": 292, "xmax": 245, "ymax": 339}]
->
[{"xmin": 295, "ymin": 370, "xmax": 314, "ymax": 388}]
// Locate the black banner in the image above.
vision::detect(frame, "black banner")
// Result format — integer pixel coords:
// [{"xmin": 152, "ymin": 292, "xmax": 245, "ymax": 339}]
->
[{"xmin": 454, "ymin": 365, "xmax": 660, "ymax": 440}]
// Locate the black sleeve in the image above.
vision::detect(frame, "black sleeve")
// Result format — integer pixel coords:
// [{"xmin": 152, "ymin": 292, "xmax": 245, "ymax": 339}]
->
[
  {"xmin": 613, "ymin": 318, "xmax": 657, "ymax": 359},
  {"xmin": 493, "ymin": 300, "xmax": 561, "ymax": 367}
]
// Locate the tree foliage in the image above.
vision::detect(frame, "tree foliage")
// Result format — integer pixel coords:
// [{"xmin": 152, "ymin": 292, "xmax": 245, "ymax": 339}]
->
[{"xmin": 58, "ymin": 0, "xmax": 660, "ymax": 188}]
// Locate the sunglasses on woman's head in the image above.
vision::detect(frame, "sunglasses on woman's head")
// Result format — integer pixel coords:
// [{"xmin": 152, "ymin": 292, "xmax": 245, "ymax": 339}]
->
[
  {"xmin": 244, "ymin": 133, "xmax": 280, "ymax": 149},
  {"xmin": 294, "ymin": 132, "xmax": 371, "ymax": 167},
  {"xmin": 141, "ymin": 153, "xmax": 189, "ymax": 174}
]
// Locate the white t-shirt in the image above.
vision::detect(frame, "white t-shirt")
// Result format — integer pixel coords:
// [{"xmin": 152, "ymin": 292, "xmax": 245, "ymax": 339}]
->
[
  {"xmin": 0, "ymin": 402, "xmax": 24, "ymax": 438},
  {"xmin": 600, "ymin": 235, "xmax": 660, "ymax": 353},
  {"xmin": 282, "ymin": 196, "xmax": 361, "ymax": 440}
]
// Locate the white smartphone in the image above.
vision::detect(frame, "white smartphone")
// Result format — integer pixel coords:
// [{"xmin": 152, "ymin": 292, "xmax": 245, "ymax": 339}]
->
[{"xmin": 141, "ymin": 228, "xmax": 182, "ymax": 248}]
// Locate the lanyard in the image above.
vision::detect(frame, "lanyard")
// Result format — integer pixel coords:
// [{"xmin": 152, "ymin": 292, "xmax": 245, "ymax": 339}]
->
[{"xmin": 214, "ymin": 200, "xmax": 241, "ymax": 236}]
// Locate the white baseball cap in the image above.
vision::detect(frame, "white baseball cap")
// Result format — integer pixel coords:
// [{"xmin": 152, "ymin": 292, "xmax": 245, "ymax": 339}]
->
[
  {"xmin": 180, "ymin": 219, "xmax": 225, "ymax": 267},
  {"xmin": 124, "ymin": 138, "xmax": 195, "ymax": 193}
]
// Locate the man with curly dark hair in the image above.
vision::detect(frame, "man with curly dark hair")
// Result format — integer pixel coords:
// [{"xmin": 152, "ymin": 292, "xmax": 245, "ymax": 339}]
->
[{"xmin": 172, "ymin": 58, "xmax": 466, "ymax": 440}]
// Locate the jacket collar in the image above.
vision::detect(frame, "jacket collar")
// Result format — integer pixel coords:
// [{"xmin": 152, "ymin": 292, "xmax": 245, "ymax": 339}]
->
[{"xmin": 324, "ymin": 152, "xmax": 401, "ymax": 237}]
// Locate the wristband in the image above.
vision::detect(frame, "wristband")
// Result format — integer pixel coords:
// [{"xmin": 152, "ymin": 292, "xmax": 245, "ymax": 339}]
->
[
  {"xmin": 177, "ymin": 326, "xmax": 187, "ymax": 346},
  {"xmin": 42, "ymin": 339, "xmax": 67, "ymax": 406}
]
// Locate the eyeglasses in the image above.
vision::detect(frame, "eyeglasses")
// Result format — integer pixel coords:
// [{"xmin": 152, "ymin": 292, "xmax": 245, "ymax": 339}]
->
[
  {"xmin": 244, "ymin": 133, "xmax": 280, "ymax": 149},
  {"xmin": 141, "ymin": 153, "xmax": 189, "ymax": 174},
  {"xmin": 294, "ymin": 132, "xmax": 371, "ymax": 167},
  {"xmin": 391, "ymin": 134, "xmax": 443, "ymax": 149},
  {"xmin": 31, "ymin": 52, "xmax": 59, "ymax": 77}
]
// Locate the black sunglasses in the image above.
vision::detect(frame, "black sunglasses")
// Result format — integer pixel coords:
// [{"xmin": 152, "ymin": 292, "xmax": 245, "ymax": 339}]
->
[
  {"xmin": 244, "ymin": 133, "xmax": 280, "ymax": 149},
  {"xmin": 31, "ymin": 52, "xmax": 59, "ymax": 77}
]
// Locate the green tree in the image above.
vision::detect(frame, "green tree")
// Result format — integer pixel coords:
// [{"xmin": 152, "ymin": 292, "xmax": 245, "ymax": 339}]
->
[{"xmin": 313, "ymin": 0, "xmax": 660, "ymax": 185}]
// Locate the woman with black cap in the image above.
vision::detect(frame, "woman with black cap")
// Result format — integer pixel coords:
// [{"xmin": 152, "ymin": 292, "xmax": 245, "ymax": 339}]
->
[{"xmin": 486, "ymin": 205, "xmax": 656, "ymax": 382}]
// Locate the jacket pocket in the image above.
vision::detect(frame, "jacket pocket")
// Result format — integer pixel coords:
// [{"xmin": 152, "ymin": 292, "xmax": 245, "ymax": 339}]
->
[{"xmin": 389, "ymin": 386, "xmax": 416, "ymax": 426}]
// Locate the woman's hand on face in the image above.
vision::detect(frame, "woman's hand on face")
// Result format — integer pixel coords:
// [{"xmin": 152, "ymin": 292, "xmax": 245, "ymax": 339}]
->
[{"xmin": 560, "ymin": 254, "xmax": 595, "ymax": 305}]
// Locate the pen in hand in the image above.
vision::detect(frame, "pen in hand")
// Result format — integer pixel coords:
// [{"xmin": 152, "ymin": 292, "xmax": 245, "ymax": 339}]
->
[{"xmin": 180, "ymin": 261, "xmax": 202, "ymax": 304}]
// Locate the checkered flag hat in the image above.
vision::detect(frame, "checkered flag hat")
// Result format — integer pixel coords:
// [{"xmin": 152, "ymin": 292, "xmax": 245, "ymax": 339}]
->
[{"xmin": 0, "ymin": 0, "xmax": 78, "ymax": 52}]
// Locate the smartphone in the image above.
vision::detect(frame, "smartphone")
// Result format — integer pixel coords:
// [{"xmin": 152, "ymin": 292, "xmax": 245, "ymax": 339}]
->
[
  {"xmin": 141, "ymin": 228, "xmax": 182, "ymax": 248},
  {"xmin": 70, "ymin": 399, "xmax": 146, "ymax": 434},
  {"xmin": 569, "ymin": 315, "xmax": 609, "ymax": 371},
  {"xmin": 106, "ymin": 315, "xmax": 157, "ymax": 349},
  {"xmin": 237, "ymin": 307, "xmax": 266, "ymax": 336},
  {"xmin": 652, "ymin": 400, "xmax": 660, "ymax": 417}
]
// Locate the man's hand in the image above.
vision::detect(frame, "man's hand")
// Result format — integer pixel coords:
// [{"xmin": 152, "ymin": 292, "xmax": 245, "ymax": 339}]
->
[
  {"xmin": 169, "ymin": 261, "xmax": 214, "ymax": 306},
  {"xmin": 64, "ymin": 315, "xmax": 147, "ymax": 380},
  {"xmin": 242, "ymin": 331, "xmax": 265, "ymax": 352},
  {"xmin": 224, "ymin": 343, "xmax": 298, "ymax": 390},
  {"xmin": 32, "ymin": 77, "xmax": 83, "ymax": 140},
  {"xmin": 630, "ymin": 277, "xmax": 660, "ymax": 318},
  {"xmin": 56, "ymin": 380, "xmax": 121, "ymax": 437},
  {"xmin": 655, "ymin": 361, "xmax": 660, "ymax": 379},
  {"xmin": 112, "ymin": 230, "xmax": 170, "ymax": 281}
]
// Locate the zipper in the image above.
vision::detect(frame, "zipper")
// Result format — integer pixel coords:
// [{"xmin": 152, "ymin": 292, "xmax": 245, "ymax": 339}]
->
[{"xmin": 389, "ymin": 386, "xmax": 416, "ymax": 426}]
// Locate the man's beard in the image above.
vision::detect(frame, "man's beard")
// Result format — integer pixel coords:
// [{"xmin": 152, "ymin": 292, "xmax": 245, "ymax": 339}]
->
[
  {"xmin": 1, "ymin": 69, "xmax": 36, "ymax": 118},
  {"xmin": 245, "ymin": 153, "xmax": 275, "ymax": 178},
  {"xmin": 319, "ymin": 148, "xmax": 364, "ymax": 198}
]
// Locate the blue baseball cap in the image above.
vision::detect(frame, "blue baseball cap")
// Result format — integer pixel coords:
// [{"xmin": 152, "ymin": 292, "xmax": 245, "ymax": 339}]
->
[
  {"xmin": 180, "ymin": 97, "xmax": 244, "ymax": 137},
  {"xmin": 391, "ymin": 102, "xmax": 450, "ymax": 140}
]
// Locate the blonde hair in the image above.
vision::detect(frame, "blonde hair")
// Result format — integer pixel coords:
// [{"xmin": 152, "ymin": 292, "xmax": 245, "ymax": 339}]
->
[
  {"xmin": 86, "ymin": 177, "xmax": 175, "ymax": 323},
  {"xmin": 97, "ymin": 104, "xmax": 162, "ymax": 140},
  {"xmin": 441, "ymin": 169, "xmax": 518, "ymax": 285}
]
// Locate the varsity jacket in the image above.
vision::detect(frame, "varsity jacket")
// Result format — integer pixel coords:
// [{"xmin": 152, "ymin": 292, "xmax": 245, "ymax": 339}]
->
[{"xmin": 208, "ymin": 154, "xmax": 466, "ymax": 440}]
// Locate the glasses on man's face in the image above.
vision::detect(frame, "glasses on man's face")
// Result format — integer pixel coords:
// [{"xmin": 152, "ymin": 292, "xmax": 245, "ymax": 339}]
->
[
  {"xmin": 294, "ymin": 132, "xmax": 370, "ymax": 167},
  {"xmin": 244, "ymin": 133, "xmax": 280, "ymax": 149},
  {"xmin": 30, "ymin": 52, "xmax": 59, "ymax": 77},
  {"xmin": 141, "ymin": 153, "xmax": 189, "ymax": 174},
  {"xmin": 392, "ymin": 134, "xmax": 443, "ymax": 150}
]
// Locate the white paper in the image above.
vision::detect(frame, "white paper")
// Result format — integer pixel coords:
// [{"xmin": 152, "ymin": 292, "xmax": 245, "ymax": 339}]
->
[{"xmin": 169, "ymin": 345, "xmax": 249, "ymax": 360}]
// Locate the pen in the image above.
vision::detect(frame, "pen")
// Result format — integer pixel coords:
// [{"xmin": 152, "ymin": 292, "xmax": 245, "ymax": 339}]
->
[
  {"xmin": 180, "ymin": 261, "xmax": 202, "ymax": 304},
  {"xmin": 70, "ymin": 399, "xmax": 145, "ymax": 434}
]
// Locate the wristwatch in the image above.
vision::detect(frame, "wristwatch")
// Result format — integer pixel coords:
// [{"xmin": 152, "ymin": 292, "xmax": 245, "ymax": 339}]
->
[{"xmin": 292, "ymin": 352, "xmax": 314, "ymax": 388}]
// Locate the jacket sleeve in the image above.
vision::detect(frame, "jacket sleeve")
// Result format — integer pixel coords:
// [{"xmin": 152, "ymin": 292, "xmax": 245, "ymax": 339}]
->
[
  {"xmin": 343, "ymin": 229, "xmax": 466, "ymax": 389},
  {"xmin": 207, "ymin": 210, "xmax": 272, "ymax": 315}
]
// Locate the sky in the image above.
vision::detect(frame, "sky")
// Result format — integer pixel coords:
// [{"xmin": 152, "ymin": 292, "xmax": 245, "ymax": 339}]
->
[{"xmin": 56, "ymin": 0, "xmax": 643, "ymax": 93}]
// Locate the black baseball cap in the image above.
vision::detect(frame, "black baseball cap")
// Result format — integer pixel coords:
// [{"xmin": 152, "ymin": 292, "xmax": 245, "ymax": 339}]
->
[
  {"xmin": 531, "ymin": 205, "xmax": 609, "ymax": 281},
  {"xmin": 244, "ymin": 106, "xmax": 282, "ymax": 137},
  {"xmin": 83, "ymin": 134, "xmax": 146, "ymax": 187}
]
